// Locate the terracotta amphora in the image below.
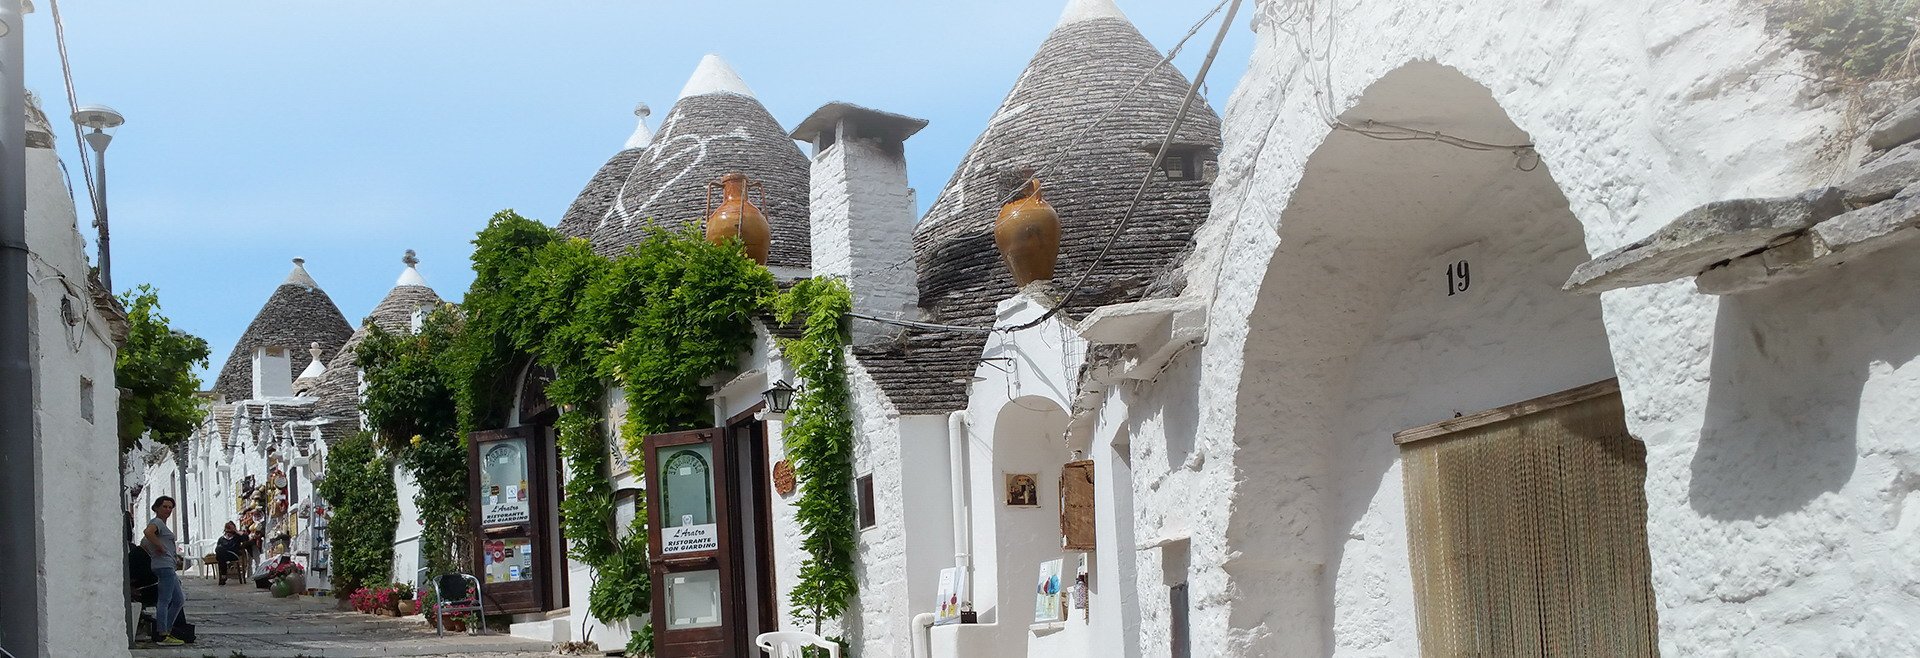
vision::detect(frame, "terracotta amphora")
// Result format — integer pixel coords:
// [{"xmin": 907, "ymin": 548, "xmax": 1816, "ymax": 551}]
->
[
  {"xmin": 994, "ymin": 178, "xmax": 1061, "ymax": 286},
  {"xmin": 705, "ymin": 172, "xmax": 771, "ymax": 265}
]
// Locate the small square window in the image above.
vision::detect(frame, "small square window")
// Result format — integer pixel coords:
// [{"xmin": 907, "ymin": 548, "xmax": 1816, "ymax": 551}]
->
[
  {"xmin": 856, "ymin": 474, "xmax": 876, "ymax": 530},
  {"xmin": 1161, "ymin": 153, "xmax": 1194, "ymax": 181}
]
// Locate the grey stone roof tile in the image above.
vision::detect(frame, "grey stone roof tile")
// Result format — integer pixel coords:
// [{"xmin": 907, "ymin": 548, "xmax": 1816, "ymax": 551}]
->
[
  {"xmin": 860, "ymin": 15, "xmax": 1220, "ymax": 416},
  {"xmin": 558, "ymin": 93, "xmax": 811, "ymax": 267},
  {"xmin": 212, "ymin": 263, "xmax": 354, "ymax": 403}
]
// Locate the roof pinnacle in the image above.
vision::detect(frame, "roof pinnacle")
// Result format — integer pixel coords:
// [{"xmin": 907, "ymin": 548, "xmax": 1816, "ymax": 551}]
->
[
  {"xmin": 1056, "ymin": 0, "xmax": 1129, "ymax": 28},
  {"xmin": 396, "ymin": 249, "xmax": 429, "ymax": 288},
  {"xmin": 283, "ymin": 257, "xmax": 319, "ymax": 289},
  {"xmin": 677, "ymin": 54, "xmax": 755, "ymax": 101},
  {"xmin": 625, "ymin": 102, "xmax": 655, "ymax": 150}
]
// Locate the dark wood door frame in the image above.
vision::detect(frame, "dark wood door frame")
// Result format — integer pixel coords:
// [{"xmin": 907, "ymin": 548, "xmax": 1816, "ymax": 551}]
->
[
  {"xmin": 467, "ymin": 425, "xmax": 554, "ymax": 615},
  {"xmin": 646, "ymin": 427, "xmax": 736, "ymax": 657},
  {"xmin": 723, "ymin": 404, "xmax": 777, "ymax": 647}
]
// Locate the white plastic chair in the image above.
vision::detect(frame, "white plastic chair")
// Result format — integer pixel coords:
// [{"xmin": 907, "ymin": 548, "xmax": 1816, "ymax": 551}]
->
[{"xmin": 756, "ymin": 630, "xmax": 841, "ymax": 658}]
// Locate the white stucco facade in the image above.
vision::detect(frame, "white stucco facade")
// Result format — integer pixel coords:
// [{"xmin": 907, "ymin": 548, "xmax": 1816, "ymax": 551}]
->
[
  {"xmin": 25, "ymin": 98, "xmax": 129, "ymax": 658},
  {"xmin": 1107, "ymin": 0, "xmax": 1920, "ymax": 655},
  {"xmin": 825, "ymin": 1, "xmax": 1920, "ymax": 657}
]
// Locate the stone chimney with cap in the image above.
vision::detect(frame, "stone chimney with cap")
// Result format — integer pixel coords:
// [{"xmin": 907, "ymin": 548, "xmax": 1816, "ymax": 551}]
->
[{"xmin": 791, "ymin": 102, "xmax": 928, "ymax": 344}]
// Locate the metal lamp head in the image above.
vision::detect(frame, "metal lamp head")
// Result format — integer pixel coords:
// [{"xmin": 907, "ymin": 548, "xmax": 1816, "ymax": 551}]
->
[
  {"xmin": 763, "ymin": 379, "xmax": 797, "ymax": 414},
  {"xmin": 72, "ymin": 104, "xmax": 124, "ymax": 152}
]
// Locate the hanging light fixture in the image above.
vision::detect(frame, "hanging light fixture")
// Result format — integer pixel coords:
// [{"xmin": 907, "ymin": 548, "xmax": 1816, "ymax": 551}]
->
[{"xmin": 762, "ymin": 380, "xmax": 797, "ymax": 414}]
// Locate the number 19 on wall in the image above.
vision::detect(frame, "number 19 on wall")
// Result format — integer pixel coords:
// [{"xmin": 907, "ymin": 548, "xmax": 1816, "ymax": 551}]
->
[{"xmin": 1446, "ymin": 260, "xmax": 1470, "ymax": 296}]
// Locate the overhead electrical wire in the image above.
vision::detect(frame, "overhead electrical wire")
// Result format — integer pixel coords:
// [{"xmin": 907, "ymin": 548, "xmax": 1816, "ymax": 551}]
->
[
  {"xmin": 855, "ymin": 0, "xmax": 1235, "ymax": 282},
  {"xmin": 851, "ymin": 0, "xmax": 1243, "ymax": 335},
  {"xmin": 48, "ymin": 0, "xmax": 101, "ymax": 225}
]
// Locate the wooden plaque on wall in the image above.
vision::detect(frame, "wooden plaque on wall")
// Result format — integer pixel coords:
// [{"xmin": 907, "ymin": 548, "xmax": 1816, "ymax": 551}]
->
[{"xmin": 1060, "ymin": 460, "xmax": 1096, "ymax": 551}]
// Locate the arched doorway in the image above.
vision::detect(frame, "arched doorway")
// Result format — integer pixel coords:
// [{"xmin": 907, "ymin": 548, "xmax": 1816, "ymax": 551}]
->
[
  {"xmin": 977, "ymin": 396, "xmax": 1071, "ymax": 630},
  {"xmin": 1223, "ymin": 62, "xmax": 1648, "ymax": 655}
]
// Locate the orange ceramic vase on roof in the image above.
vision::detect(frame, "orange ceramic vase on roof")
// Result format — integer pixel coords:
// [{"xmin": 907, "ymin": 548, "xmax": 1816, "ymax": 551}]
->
[
  {"xmin": 994, "ymin": 178, "xmax": 1061, "ymax": 286},
  {"xmin": 705, "ymin": 172, "xmax": 771, "ymax": 265}
]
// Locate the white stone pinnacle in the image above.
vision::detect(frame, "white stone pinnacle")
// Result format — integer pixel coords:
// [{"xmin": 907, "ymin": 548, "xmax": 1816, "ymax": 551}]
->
[
  {"xmin": 283, "ymin": 257, "xmax": 319, "ymax": 289},
  {"xmin": 396, "ymin": 251, "xmax": 428, "ymax": 287},
  {"xmin": 298, "ymin": 342, "xmax": 326, "ymax": 380},
  {"xmin": 625, "ymin": 102, "xmax": 655, "ymax": 150},
  {"xmin": 1056, "ymin": 0, "xmax": 1129, "ymax": 27},
  {"xmin": 676, "ymin": 54, "xmax": 756, "ymax": 101}
]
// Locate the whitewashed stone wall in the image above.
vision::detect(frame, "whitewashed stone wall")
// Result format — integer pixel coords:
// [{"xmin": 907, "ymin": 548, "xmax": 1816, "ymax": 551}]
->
[
  {"xmin": 807, "ymin": 137, "xmax": 921, "ymax": 344},
  {"xmin": 27, "ymin": 102, "xmax": 131, "ymax": 658},
  {"xmin": 1127, "ymin": 0, "xmax": 1918, "ymax": 655}
]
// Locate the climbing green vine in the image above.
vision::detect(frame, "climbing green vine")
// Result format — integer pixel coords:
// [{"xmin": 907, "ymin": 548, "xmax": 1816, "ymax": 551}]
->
[
  {"xmin": 316, "ymin": 431, "xmax": 399, "ymax": 597},
  {"xmin": 356, "ymin": 306, "xmax": 469, "ymax": 577},
  {"xmin": 357, "ymin": 208, "xmax": 858, "ymax": 653},
  {"xmin": 773, "ymin": 278, "xmax": 858, "ymax": 633}
]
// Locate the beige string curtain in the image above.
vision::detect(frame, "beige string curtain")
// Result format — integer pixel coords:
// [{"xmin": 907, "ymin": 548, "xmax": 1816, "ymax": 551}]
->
[{"xmin": 1398, "ymin": 384, "xmax": 1659, "ymax": 657}]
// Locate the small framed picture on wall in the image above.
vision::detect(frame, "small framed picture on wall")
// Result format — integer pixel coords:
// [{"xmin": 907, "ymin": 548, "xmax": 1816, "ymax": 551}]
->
[{"xmin": 1006, "ymin": 473, "xmax": 1039, "ymax": 507}]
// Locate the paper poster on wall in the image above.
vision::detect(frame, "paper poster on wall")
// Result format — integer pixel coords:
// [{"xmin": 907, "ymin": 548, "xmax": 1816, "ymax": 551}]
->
[
  {"xmin": 933, "ymin": 567, "xmax": 966, "ymax": 626},
  {"xmin": 662, "ymin": 523, "xmax": 719, "ymax": 554},
  {"xmin": 1034, "ymin": 558, "xmax": 1066, "ymax": 623}
]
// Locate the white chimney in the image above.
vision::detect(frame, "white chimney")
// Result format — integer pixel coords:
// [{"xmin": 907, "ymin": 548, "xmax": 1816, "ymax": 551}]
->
[
  {"xmin": 251, "ymin": 346, "xmax": 293, "ymax": 398},
  {"xmin": 791, "ymin": 102, "xmax": 927, "ymax": 344}
]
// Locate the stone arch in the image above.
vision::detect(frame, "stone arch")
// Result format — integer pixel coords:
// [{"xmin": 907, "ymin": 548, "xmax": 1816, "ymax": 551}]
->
[
  {"xmin": 978, "ymin": 395, "xmax": 1071, "ymax": 628},
  {"xmin": 1221, "ymin": 61, "xmax": 1621, "ymax": 655}
]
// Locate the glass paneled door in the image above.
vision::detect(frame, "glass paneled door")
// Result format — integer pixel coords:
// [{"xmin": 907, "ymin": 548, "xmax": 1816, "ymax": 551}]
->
[
  {"xmin": 468, "ymin": 426, "xmax": 553, "ymax": 615},
  {"xmin": 646, "ymin": 427, "xmax": 739, "ymax": 657}
]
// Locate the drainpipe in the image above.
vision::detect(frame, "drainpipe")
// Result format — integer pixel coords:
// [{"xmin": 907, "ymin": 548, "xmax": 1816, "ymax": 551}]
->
[
  {"xmin": 0, "ymin": 4, "xmax": 38, "ymax": 656},
  {"xmin": 911, "ymin": 612, "xmax": 937, "ymax": 658},
  {"xmin": 946, "ymin": 411, "xmax": 971, "ymax": 604}
]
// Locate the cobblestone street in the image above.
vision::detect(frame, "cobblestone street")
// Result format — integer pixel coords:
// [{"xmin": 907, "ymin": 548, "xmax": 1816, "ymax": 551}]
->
[{"xmin": 130, "ymin": 572, "xmax": 559, "ymax": 658}]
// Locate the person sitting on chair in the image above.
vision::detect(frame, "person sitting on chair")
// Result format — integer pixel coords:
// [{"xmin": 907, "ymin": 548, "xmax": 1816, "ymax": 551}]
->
[{"xmin": 215, "ymin": 522, "xmax": 246, "ymax": 585}]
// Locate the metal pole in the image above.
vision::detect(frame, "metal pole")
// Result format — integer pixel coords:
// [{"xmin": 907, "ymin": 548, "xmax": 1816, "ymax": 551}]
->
[
  {"xmin": 87, "ymin": 135, "xmax": 107, "ymax": 293},
  {"xmin": 0, "ymin": 2, "xmax": 43, "ymax": 655}
]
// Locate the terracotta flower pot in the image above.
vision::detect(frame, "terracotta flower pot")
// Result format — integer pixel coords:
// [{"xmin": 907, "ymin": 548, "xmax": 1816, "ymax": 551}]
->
[
  {"xmin": 994, "ymin": 178, "xmax": 1060, "ymax": 287},
  {"xmin": 705, "ymin": 172, "xmax": 772, "ymax": 265},
  {"xmin": 397, "ymin": 600, "xmax": 418, "ymax": 617}
]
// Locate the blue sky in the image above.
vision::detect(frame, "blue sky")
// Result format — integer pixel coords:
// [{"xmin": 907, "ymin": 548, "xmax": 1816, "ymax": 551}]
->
[{"xmin": 23, "ymin": 1, "xmax": 1250, "ymax": 381}]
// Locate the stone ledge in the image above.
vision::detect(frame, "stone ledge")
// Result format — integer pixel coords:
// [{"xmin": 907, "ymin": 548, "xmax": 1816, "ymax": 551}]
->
[
  {"xmin": 1842, "ymin": 140, "xmax": 1920, "ymax": 206},
  {"xmin": 1696, "ymin": 184, "xmax": 1920, "ymax": 294},
  {"xmin": 1866, "ymin": 96, "xmax": 1920, "ymax": 152},
  {"xmin": 1566, "ymin": 188, "xmax": 1846, "ymax": 294}
]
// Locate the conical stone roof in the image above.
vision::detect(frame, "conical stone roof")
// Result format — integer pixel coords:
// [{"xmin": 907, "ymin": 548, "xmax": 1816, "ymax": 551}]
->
[
  {"xmin": 212, "ymin": 259, "xmax": 354, "ymax": 402},
  {"xmin": 869, "ymin": 1, "xmax": 1222, "ymax": 415},
  {"xmin": 313, "ymin": 255, "xmax": 443, "ymax": 435},
  {"xmin": 557, "ymin": 55, "xmax": 810, "ymax": 267}
]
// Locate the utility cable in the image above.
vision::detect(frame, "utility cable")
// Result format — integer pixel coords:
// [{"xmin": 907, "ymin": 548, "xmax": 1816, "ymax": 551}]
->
[
  {"xmin": 1002, "ymin": 0, "xmax": 1245, "ymax": 333},
  {"xmin": 48, "ymin": 0, "xmax": 99, "ymax": 224},
  {"xmin": 859, "ymin": 0, "xmax": 1234, "ymax": 280},
  {"xmin": 852, "ymin": 0, "xmax": 1242, "ymax": 335}
]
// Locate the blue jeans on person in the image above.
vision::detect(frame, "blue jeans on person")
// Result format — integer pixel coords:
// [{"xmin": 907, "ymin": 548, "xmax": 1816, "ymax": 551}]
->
[{"xmin": 153, "ymin": 567, "xmax": 184, "ymax": 637}]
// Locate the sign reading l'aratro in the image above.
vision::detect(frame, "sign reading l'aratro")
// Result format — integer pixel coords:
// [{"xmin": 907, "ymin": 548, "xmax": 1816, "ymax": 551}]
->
[{"xmin": 663, "ymin": 523, "xmax": 718, "ymax": 554}]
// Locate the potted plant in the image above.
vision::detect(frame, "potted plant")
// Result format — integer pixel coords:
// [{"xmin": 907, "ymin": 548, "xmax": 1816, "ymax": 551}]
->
[
  {"xmin": 417, "ymin": 587, "xmax": 468, "ymax": 632},
  {"xmin": 394, "ymin": 582, "xmax": 418, "ymax": 616},
  {"xmin": 265, "ymin": 561, "xmax": 305, "ymax": 598}
]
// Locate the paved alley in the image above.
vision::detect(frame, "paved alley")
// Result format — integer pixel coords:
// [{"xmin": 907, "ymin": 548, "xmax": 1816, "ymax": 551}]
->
[{"xmin": 130, "ymin": 572, "xmax": 559, "ymax": 658}]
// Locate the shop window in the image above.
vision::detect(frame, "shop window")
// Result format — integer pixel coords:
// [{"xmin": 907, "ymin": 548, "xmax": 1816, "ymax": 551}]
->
[
  {"xmin": 1397, "ymin": 384, "xmax": 1657, "ymax": 656},
  {"xmin": 662, "ymin": 446, "xmax": 715, "ymax": 527},
  {"xmin": 856, "ymin": 474, "xmax": 876, "ymax": 529}
]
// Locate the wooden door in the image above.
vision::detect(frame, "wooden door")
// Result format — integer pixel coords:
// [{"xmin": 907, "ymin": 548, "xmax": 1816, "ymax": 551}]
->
[
  {"xmin": 645, "ymin": 428, "xmax": 738, "ymax": 657},
  {"xmin": 468, "ymin": 426, "xmax": 552, "ymax": 615}
]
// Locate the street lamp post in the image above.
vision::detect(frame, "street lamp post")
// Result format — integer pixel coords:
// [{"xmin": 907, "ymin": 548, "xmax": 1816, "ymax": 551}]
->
[{"xmin": 72, "ymin": 104, "xmax": 122, "ymax": 292}]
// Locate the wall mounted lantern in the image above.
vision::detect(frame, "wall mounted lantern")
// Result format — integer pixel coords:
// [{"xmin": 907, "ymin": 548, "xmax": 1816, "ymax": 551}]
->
[{"xmin": 763, "ymin": 380, "xmax": 797, "ymax": 415}]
